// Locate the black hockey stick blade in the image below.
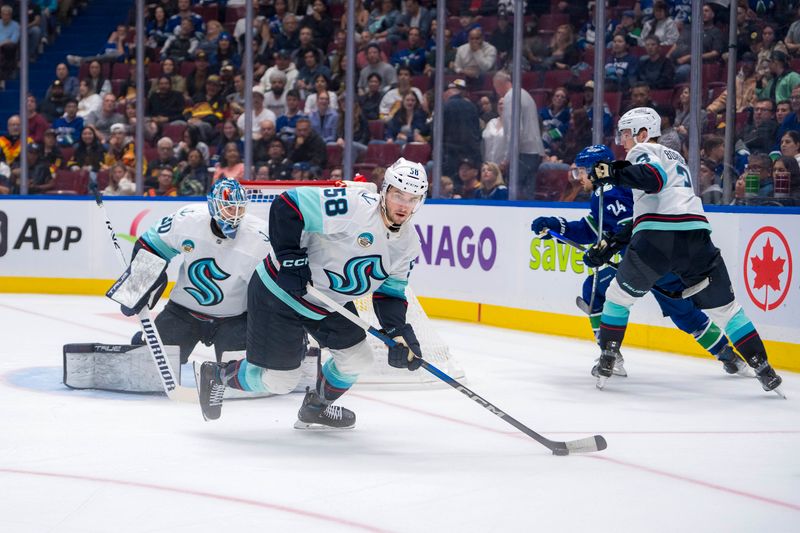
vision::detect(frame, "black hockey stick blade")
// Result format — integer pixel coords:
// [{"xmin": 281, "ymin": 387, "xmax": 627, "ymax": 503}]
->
[{"xmin": 576, "ymin": 296, "xmax": 591, "ymax": 315}]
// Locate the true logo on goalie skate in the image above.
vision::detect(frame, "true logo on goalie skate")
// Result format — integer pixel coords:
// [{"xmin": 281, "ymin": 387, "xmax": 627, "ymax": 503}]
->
[{"xmin": 743, "ymin": 226, "xmax": 793, "ymax": 312}]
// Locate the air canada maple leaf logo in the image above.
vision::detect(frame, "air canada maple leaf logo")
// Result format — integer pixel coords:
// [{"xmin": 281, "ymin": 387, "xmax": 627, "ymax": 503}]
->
[{"xmin": 743, "ymin": 227, "xmax": 793, "ymax": 311}]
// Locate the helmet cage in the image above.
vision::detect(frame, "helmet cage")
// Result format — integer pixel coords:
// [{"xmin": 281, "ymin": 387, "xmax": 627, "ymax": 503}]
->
[{"xmin": 207, "ymin": 178, "xmax": 249, "ymax": 238}]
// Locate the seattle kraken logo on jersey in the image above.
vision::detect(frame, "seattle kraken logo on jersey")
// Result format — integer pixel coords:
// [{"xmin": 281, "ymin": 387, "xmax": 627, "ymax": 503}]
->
[
  {"xmin": 185, "ymin": 258, "xmax": 230, "ymax": 306},
  {"xmin": 325, "ymin": 255, "xmax": 388, "ymax": 296}
]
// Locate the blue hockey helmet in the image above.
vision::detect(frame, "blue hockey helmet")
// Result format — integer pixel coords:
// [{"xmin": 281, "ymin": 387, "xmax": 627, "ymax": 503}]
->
[
  {"xmin": 207, "ymin": 177, "xmax": 249, "ymax": 238},
  {"xmin": 572, "ymin": 144, "xmax": 614, "ymax": 181}
]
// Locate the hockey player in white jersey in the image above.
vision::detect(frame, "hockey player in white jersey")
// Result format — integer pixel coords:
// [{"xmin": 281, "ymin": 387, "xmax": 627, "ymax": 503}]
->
[
  {"xmin": 124, "ymin": 178, "xmax": 270, "ymax": 364},
  {"xmin": 195, "ymin": 158, "xmax": 429, "ymax": 427},
  {"xmin": 587, "ymin": 107, "xmax": 784, "ymax": 396}
]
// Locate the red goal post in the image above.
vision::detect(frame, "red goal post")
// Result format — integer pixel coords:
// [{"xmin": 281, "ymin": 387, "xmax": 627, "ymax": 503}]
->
[{"xmin": 240, "ymin": 179, "xmax": 464, "ymax": 388}]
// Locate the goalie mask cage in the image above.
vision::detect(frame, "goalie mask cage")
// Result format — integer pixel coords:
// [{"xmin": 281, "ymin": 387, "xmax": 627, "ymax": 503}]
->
[{"xmin": 241, "ymin": 180, "xmax": 465, "ymax": 388}]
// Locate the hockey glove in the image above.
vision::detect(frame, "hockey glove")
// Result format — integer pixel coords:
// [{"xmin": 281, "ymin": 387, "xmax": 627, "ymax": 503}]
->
[
  {"xmin": 590, "ymin": 160, "xmax": 631, "ymax": 187},
  {"xmin": 531, "ymin": 216, "xmax": 566, "ymax": 239},
  {"xmin": 120, "ymin": 271, "xmax": 168, "ymax": 317},
  {"xmin": 384, "ymin": 324, "xmax": 422, "ymax": 371},
  {"xmin": 275, "ymin": 248, "xmax": 312, "ymax": 297},
  {"xmin": 583, "ymin": 225, "xmax": 632, "ymax": 269}
]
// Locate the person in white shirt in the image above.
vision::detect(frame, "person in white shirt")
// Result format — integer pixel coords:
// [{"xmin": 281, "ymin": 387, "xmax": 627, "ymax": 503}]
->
[
  {"xmin": 76, "ymin": 80, "xmax": 102, "ymax": 119},
  {"xmin": 260, "ymin": 49, "xmax": 299, "ymax": 92},
  {"xmin": 454, "ymin": 28, "xmax": 498, "ymax": 80},
  {"xmin": 237, "ymin": 86, "xmax": 277, "ymax": 140}
]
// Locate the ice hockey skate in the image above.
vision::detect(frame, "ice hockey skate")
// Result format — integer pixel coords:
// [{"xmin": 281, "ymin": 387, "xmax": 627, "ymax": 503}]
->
[
  {"xmin": 753, "ymin": 362, "xmax": 786, "ymax": 399},
  {"xmin": 294, "ymin": 387, "xmax": 356, "ymax": 430},
  {"xmin": 717, "ymin": 346, "xmax": 755, "ymax": 377},
  {"xmin": 591, "ymin": 350, "xmax": 627, "ymax": 378},
  {"xmin": 594, "ymin": 342, "xmax": 621, "ymax": 389},
  {"xmin": 195, "ymin": 361, "xmax": 228, "ymax": 420}
]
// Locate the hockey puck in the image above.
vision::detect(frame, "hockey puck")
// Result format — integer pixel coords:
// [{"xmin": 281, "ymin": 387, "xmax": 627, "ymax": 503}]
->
[{"xmin": 552, "ymin": 448, "xmax": 569, "ymax": 456}]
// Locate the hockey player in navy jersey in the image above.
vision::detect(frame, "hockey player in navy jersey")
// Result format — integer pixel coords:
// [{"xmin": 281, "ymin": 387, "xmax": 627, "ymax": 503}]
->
[
  {"xmin": 195, "ymin": 158, "xmax": 429, "ymax": 427},
  {"xmin": 124, "ymin": 178, "xmax": 270, "ymax": 364},
  {"xmin": 586, "ymin": 108, "xmax": 783, "ymax": 396},
  {"xmin": 532, "ymin": 145, "xmax": 751, "ymax": 378}
]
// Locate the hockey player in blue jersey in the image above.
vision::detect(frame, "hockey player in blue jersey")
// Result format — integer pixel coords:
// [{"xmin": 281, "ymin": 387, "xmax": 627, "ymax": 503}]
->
[
  {"xmin": 532, "ymin": 145, "xmax": 751, "ymax": 378},
  {"xmin": 586, "ymin": 107, "xmax": 783, "ymax": 396},
  {"xmin": 195, "ymin": 158, "xmax": 430, "ymax": 426}
]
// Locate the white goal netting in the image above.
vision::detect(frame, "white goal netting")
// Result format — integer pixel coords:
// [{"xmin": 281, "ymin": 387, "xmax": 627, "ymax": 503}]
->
[{"xmin": 241, "ymin": 180, "xmax": 464, "ymax": 388}]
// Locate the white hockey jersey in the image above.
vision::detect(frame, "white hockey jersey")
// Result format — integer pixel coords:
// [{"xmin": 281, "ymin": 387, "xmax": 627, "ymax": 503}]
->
[
  {"xmin": 625, "ymin": 142, "xmax": 711, "ymax": 234},
  {"xmin": 140, "ymin": 204, "xmax": 270, "ymax": 317},
  {"xmin": 255, "ymin": 186, "xmax": 420, "ymax": 320}
]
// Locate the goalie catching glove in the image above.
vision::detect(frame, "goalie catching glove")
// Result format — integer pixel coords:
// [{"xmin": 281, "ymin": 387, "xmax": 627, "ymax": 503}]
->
[
  {"xmin": 383, "ymin": 324, "xmax": 422, "ymax": 371},
  {"xmin": 590, "ymin": 160, "xmax": 631, "ymax": 187},
  {"xmin": 583, "ymin": 224, "xmax": 633, "ymax": 269}
]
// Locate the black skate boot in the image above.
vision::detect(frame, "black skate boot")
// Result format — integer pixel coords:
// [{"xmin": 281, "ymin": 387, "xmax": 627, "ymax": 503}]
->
[
  {"xmin": 717, "ymin": 345, "xmax": 755, "ymax": 377},
  {"xmin": 594, "ymin": 342, "xmax": 620, "ymax": 390},
  {"xmin": 745, "ymin": 355, "xmax": 786, "ymax": 398},
  {"xmin": 194, "ymin": 361, "xmax": 228, "ymax": 421},
  {"xmin": 591, "ymin": 351, "xmax": 627, "ymax": 377},
  {"xmin": 294, "ymin": 387, "xmax": 355, "ymax": 430}
]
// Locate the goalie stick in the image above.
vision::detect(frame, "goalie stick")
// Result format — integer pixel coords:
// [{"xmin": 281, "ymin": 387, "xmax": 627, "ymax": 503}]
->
[
  {"xmin": 93, "ymin": 189, "xmax": 195, "ymax": 402},
  {"xmin": 305, "ymin": 285, "xmax": 607, "ymax": 456}
]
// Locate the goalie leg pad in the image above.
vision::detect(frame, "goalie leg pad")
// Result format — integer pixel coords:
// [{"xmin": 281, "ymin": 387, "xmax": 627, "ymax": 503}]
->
[{"xmin": 63, "ymin": 343, "xmax": 181, "ymax": 392}]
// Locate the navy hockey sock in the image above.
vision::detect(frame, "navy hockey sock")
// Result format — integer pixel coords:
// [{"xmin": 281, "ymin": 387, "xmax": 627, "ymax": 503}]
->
[{"xmin": 317, "ymin": 358, "xmax": 357, "ymax": 403}]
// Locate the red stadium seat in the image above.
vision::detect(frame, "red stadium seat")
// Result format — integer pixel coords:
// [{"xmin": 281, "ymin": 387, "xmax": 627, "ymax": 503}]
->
[
  {"xmin": 144, "ymin": 145, "xmax": 159, "ymax": 162},
  {"xmin": 402, "ymin": 142, "xmax": 432, "ymax": 165},
  {"xmin": 538, "ymin": 13, "xmax": 569, "ymax": 31},
  {"xmin": 147, "ymin": 61, "xmax": 162, "ymax": 79},
  {"xmin": 326, "ymin": 144, "xmax": 343, "ymax": 167},
  {"xmin": 95, "ymin": 169, "xmax": 110, "ymax": 191},
  {"xmin": 529, "ymin": 88, "xmax": 551, "ymax": 109},
  {"xmin": 192, "ymin": 4, "xmax": 219, "ymax": 22},
  {"xmin": 226, "ymin": 5, "xmax": 246, "ymax": 21},
  {"xmin": 521, "ymin": 71, "xmax": 539, "ymax": 91},
  {"xmin": 363, "ymin": 143, "xmax": 402, "ymax": 166},
  {"xmin": 59, "ymin": 146, "xmax": 74, "ymax": 167},
  {"xmin": 367, "ymin": 120, "xmax": 385, "ymax": 142},
  {"xmin": 534, "ymin": 167, "xmax": 569, "ymax": 202},
  {"xmin": 52, "ymin": 170, "xmax": 89, "ymax": 195},
  {"xmin": 411, "ymin": 75, "xmax": 430, "ymax": 92},
  {"xmin": 111, "ymin": 63, "xmax": 128, "ymax": 81},
  {"xmin": 604, "ymin": 92, "xmax": 623, "ymax": 116},
  {"xmin": 650, "ymin": 89, "xmax": 674, "ymax": 108},
  {"xmin": 543, "ymin": 69, "xmax": 573, "ymax": 89},
  {"xmin": 180, "ymin": 61, "xmax": 195, "ymax": 78},
  {"xmin": 163, "ymin": 123, "xmax": 187, "ymax": 143}
]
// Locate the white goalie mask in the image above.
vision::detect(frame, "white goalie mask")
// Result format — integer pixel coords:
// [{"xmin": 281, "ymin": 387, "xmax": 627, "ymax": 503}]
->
[
  {"xmin": 207, "ymin": 178, "xmax": 249, "ymax": 238},
  {"xmin": 381, "ymin": 157, "xmax": 429, "ymax": 229},
  {"xmin": 616, "ymin": 106, "xmax": 661, "ymax": 145}
]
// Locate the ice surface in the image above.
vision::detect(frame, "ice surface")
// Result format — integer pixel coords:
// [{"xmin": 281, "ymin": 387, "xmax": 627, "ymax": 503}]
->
[{"xmin": 0, "ymin": 294, "xmax": 797, "ymax": 532}]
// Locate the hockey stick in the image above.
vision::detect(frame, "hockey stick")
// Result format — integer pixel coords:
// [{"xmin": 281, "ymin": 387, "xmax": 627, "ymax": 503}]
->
[
  {"xmin": 306, "ymin": 285, "xmax": 607, "ymax": 456},
  {"xmin": 588, "ymin": 187, "xmax": 604, "ymax": 316},
  {"xmin": 93, "ymin": 188, "xmax": 195, "ymax": 402}
]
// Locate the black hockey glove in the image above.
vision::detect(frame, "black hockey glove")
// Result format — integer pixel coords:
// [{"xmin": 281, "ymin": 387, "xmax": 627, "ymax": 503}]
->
[
  {"xmin": 384, "ymin": 324, "xmax": 422, "ymax": 371},
  {"xmin": 590, "ymin": 160, "xmax": 631, "ymax": 187},
  {"xmin": 583, "ymin": 225, "xmax": 632, "ymax": 269},
  {"xmin": 275, "ymin": 248, "xmax": 312, "ymax": 297},
  {"xmin": 120, "ymin": 271, "xmax": 168, "ymax": 317},
  {"xmin": 531, "ymin": 216, "xmax": 566, "ymax": 239}
]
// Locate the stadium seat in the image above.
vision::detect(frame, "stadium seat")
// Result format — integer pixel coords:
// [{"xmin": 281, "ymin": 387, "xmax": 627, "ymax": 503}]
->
[
  {"xmin": 95, "ymin": 169, "xmax": 110, "ymax": 191},
  {"xmin": 538, "ymin": 13, "xmax": 569, "ymax": 31},
  {"xmin": 534, "ymin": 167, "xmax": 568, "ymax": 202},
  {"xmin": 78, "ymin": 62, "xmax": 110, "ymax": 81},
  {"xmin": 363, "ymin": 143, "xmax": 402, "ymax": 166},
  {"xmin": 650, "ymin": 89, "xmax": 674, "ymax": 108},
  {"xmin": 402, "ymin": 142, "xmax": 432, "ymax": 164},
  {"xmin": 226, "ymin": 5, "xmax": 246, "ymax": 21},
  {"xmin": 192, "ymin": 4, "xmax": 219, "ymax": 22},
  {"xmin": 59, "ymin": 146, "xmax": 74, "ymax": 168},
  {"xmin": 367, "ymin": 120, "xmax": 385, "ymax": 142},
  {"xmin": 147, "ymin": 62, "xmax": 161, "ymax": 79},
  {"xmin": 604, "ymin": 92, "xmax": 623, "ymax": 116},
  {"xmin": 163, "ymin": 124, "xmax": 187, "ymax": 143},
  {"xmin": 111, "ymin": 63, "xmax": 128, "ymax": 81},
  {"xmin": 326, "ymin": 144, "xmax": 343, "ymax": 167},
  {"xmin": 529, "ymin": 88, "xmax": 551, "ymax": 109},
  {"xmin": 543, "ymin": 69, "xmax": 573, "ymax": 89},
  {"xmin": 144, "ymin": 145, "xmax": 159, "ymax": 162},
  {"xmin": 179, "ymin": 61, "xmax": 195, "ymax": 78},
  {"xmin": 411, "ymin": 75, "xmax": 430, "ymax": 92},
  {"xmin": 521, "ymin": 71, "xmax": 538, "ymax": 91},
  {"xmin": 52, "ymin": 170, "xmax": 89, "ymax": 195}
]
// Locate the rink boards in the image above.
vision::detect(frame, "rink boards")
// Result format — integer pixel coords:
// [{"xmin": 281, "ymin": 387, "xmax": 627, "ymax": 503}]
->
[{"xmin": 0, "ymin": 196, "xmax": 798, "ymax": 371}]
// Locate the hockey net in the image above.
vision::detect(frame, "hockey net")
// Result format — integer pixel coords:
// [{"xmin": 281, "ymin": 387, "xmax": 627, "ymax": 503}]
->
[{"xmin": 241, "ymin": 180, "xmax": 464, "ymax": 388}]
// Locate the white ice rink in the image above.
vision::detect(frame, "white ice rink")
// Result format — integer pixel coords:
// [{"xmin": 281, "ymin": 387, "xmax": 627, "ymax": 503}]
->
[{"xmin": 0, "ymin": 293, "xmax": 798, "ymax": 532}]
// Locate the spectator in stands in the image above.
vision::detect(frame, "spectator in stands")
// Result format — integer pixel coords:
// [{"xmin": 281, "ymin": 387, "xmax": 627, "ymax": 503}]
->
[
  {"xmin": 674, "ymin": 86, "xmax": 707, "ymax": 139},
  {"xmin": 453, "ymin": 27, "xmax": 497, "ymax": 83},
  {"xmin": 53, "ymin": 99, "xmax": 83, "ymax": 147},
  {"xmin": 366, "ymin": 0, "xmax": 399, "ymax": 43},
  {"xmin": 0, "ymin": 160, "xmax": 9, "ymax": 194},
  {"xmin": 69, "ymin": 126, "xmax": 105, "ymax": 172},
  {"xmin": 0, "ymin": 116, "xmax": 28, "ymax": 167},
  {"xmin": 635, "ymin": 35, "xmax": 675, "ymax": 89},
  {"xmin": 268, "ymin": 0, "xmax": 289, "ymax": 35},
  {"xmin": 489, "ymin": 12, "xmax": 513, "ymax": 67},
  {"xmin": 674, "ymin": 5, "xmax": 723, "ymax": 83},
  {"xmin": 628, "ymin": 82, "xmax": 656, "ymax": 111},
  {"xmin": 785, "ymin": 4, "xmax": 800, "ymax": 56},
  {"xmin": 66, "ymin": 25, "xmax": 130, "ymax": 68},
  {"xmin": 612, "ymin": 10, "xmax": 641, "ymax": 47},
  {"xmin": 742, "ymin": 98, "xmax": 779, "ymax": 154},
  {"xmin": 449, "ymin": 12, "xmax": 479, "ymax": 49},
  {"xmin": 166, "ymin": 0, "xmax": 204, "ymax": 35},
  {"xmin": 41, "ymin": 80, "xmax": 69, "ymax": 123},
  {"xmin": 391, "ymin": 26, "xmax": 427, "ymax": 75},
  {"xmin": 78, "ymin": 80, "xmax": 103, "ymax": 119},
  {"xmin": 454, "ymin": 157, "xmax": 480, "ymax": 198},
  {"xmin": 84, "ymin": 60, "xmax": 112, "ymax": 97},
  {"xmin": 146, "ymin": 5, "xmax": 171, "ymax": 51},
  {"xmin": 145, "ymin": 166, "xmax": 178, "ymax": 197},
  {"xmin": 581, "ymin": 80, "xmax": 613, "ymax": 136},
  {"xmin": 150, "ymin": 58, "xmax": 187, "ymax": 96},
  {"xmin": 389, "ymin": 0, "xmax": 433, "ymax": 42},
  {"xmin": 26, "ymin": 95, "xmax": 50, "ymax": 144},
  {"xmin": 213, "ymin": 142, "xmax": 245, "ymax": 183},
  {"xmin": 385, "ymin": 91, "xmax": 428, "ymax": 145},
  {"xmin": 0, "ymin": 5, "xmax": 20, "ymax": 88},
  {"xmin": 478, "ymin": 96, "xmax": 498, "ymax": 126},
  {"xmin": 301, "ymin": 0, "xmax": 333, "ymax": 50},
  {"xmin": 162, "ymin": 18, "xmax": 200, "ymax": 63},
  {"xmin": 540, "ymin": 87, "xmax": 571, "ymax": 153},
  {"xmin": 263, "ymin": 70, "xmax": 288, "ymax": 117},
  {"xmin": 102, "ymin": 123, "xmax": 136, "ymax": 170},
  {"xmin": 175, "ymin": 148, "xmax": 210, "ymax": 195},
  {"xmin": 656, "ymin": 105, "xmax": 682, "ymax": 153},
  {"xmin": 700, "ymin": 134, "xmax": 725, "ymax": 184},
  {"xmin": 767, "ymin": 156, "xmax": 800, "ymax": 204},
  {"xmin": 275, "ymin": 13, "xmax": 300, "ymax": 52},
  {"xmin": 289, "ymin": 117, "xmax": 327, "ymax": 170},
  {"xmin": 482, "ymin": 96, "xmax": 505, "ymax": 164},
  {"xmin": 145, "ymin": 136, "xmax": 178, "ymax": 187},
  {"xmin": 236, "ymin": 86, "xmax": 276, "ymax": 140},
  {"xmin": 41, "ymin": 129, "xmax": 62, "ymax": 170},
  {"xmin": 775, "ymin": 100, "xmax": 792, "ymax": 129},
  {"xmin": 175, "ymin": 124, "xmax": 210, "ymax": 164},
  {"xmin": 261, "ymin": 49, "xmax": 299, "ymax": 92},
  {"xmin": 493, "ymin": 70, "xmax": 545, "ymax": 197},
  {"xmin": 424, "ymin": 24, "xmax": 456, "ymax": 76},
  {"xmin": 698, "ymin": 158, "xmax": 723, "ymax": 205},
  {"xmin": 11, "ymin": 143, "xmax": 53, "ymax": 195},
  {"xmin": 115, "ymin": 61, "xmax": 139, "ymax": 103},
  {"xmin": 605, "ymin": 34, "xmax": 639, "ymax": 93},
  {"xmin": 442, "ymin": 79, "xmax": 481, "ymax": 176},
  {"xmin": 303, "ymin": 91, "xmax": 334, "ymax": 146},
  {"xmin": 707, "ymin": 52, "xmax": 757, "ymax": 116},
  {"xmin": 147, "ymin": 76, "xmax": 185, "ymax": 126},
  {"xmin": 46, "ymin": 63, "xmax": 79, "ymax": 99},
  {"xmin": 291, "ymin": 26, "xmax": 322, "ymax": 68},
  {"xmin": 779, "ymin": 130, "xmax": 800, "ymax": 166},
  {"xmin": 334, "ymin": 93, "xmax": 370, "ymax": 160},
  {"xmin": 474, "ymin": 162, "xmax": 508, "ymax": 201},
  {"xmin": 639, "ymin": 1, "xmax": 678, "ymax": 46},
  {"xmin": 227, "ymin": 73, "xmax": 246, "ymax": 107},
  {"xmin": 296, "ymin": 49, "xmax": 332, "ymax": 98},
  {"xmin": 103, "ymin": 163, "xmax": 136, "ymax": 196},
  {"xmin": 214, "ymin": 32, "xmax": 240, "ymax": 71},
  {"xmin": 755, "ymin": 24, "xmax": 787, "ymax": 81},
  {"xmin": 734, "ymin": 153, "xmax": 774, "ymax": 202},
  {"xmin": 757, "ymin": 51, "xmax": 800, "ymax": 104},
  {"xmin": 360, "ymin": 73, "xmax": 383, "ymax": 121},
  {"xmin": 264, "ymin": 138, "xmax": 292, "ymax": 180},
  {"xmin": 276, "ymin": 89, "xmax": 305, "ymax": 144},
  {"xmin": 540, "ymin": 24, "xmax": 579, "ymax": 72},
  {"xmin": 185, "ymin": 75, "xmax": 226, "ymax": 140},
  {"xmin": 304, "ymin": 73, "xmax": 338, "ymax": 114},
  {"xmin": 186, "ymin": 50, "xmax": 212, "ymax": 98},
  {"xmin": 358, "ymin": 43, "xmax": 396, "ymax": 93},
  {"xmin": 380, "ymin": 65, "xmax": 425, "ymax": 120},
  {"xmin": 215, "ymin": 119, "xmax": 242, "ymax": 159},
  {"xmin": 577, "ymin": 1, "xmax": 615, "ymax": 51},
  {"xmin": 85, "ymin": 94, "xmax": 124, "ymax": 142}
]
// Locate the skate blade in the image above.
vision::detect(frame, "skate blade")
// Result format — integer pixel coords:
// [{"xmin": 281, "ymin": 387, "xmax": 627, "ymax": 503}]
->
[
  {"xmin": 613, "ymin": 368, "xmax": 628, "ymax": 377},
  {"xmin": 596, "ymin": 375, "xmax": 609, "ymax": 390},
  {"xmin": 772, "ymin": 386, "xmax": 787, "ymax": 399},
  {"xmin": 737, "ymin": 367, "xmax": 756, "ymax": 378},
  {"xmin": 293, "ymin": 420, "xmax": 355, "ymax": 430}
]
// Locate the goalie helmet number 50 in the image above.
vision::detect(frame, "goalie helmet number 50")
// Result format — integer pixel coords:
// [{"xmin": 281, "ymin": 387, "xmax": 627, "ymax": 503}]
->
[{"xmin": 323, "ymin": 188, "xmax": 348, "ymax": 216}]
